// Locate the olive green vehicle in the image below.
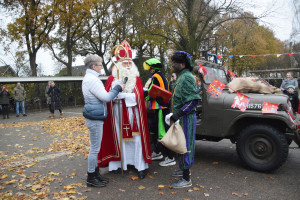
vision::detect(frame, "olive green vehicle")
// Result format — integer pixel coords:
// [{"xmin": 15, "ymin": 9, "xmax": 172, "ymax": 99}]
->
[{"xmin": 195, "ymin": 60, "xmax": 300, "ymax": 172}]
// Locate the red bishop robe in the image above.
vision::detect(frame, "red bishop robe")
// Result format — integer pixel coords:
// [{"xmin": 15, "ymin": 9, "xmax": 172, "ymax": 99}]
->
[{"xmin": 98, "ymin": 75, "xmax": 152, "ymax": 167}]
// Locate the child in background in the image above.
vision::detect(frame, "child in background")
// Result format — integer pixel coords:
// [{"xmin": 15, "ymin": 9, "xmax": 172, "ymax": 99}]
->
[{"xmin": 286, "ymin": 85, "xmax": 299, "ymax": 113}]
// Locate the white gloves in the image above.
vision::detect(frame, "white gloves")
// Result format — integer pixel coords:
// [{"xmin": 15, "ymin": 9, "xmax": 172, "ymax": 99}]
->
[
  {"xmin": 114, "ymin": 92, "xmax": 137, "ymax": 107},
  {"xmin": 115, "ymin": 92, "xmax": 126, "ymax": 99},
  {"xmin": 123, "ymin": 93, "xmax": 136, "ymax": 107},
  {"xmin": 165, "ymin": 113, "xmax": 179, "ymax": 126}
]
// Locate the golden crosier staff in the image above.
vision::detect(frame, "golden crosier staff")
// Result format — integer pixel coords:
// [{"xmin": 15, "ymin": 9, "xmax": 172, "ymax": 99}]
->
[{"xmin": 110, "ymin": 44, "xmax": 128, "ymax": 176}]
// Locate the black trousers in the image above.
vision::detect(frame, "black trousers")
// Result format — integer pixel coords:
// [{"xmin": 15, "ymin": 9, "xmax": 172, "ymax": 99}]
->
[
  {"xmin": 50, "ymin": 106, "xmax": 62, "ymax": 114},
  {"xmin": 150, "ymin": 108, "xmax": 175, "ymax": 159}
]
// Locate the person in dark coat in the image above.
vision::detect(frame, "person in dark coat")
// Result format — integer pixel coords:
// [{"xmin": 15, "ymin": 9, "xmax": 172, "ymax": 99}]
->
[
  {"xmin": 286, "ymin": 85, "xmax": 299, "ymax": 113},
  {"xmin": 47, "ymin": 81, "xmax": 63, "ymax": 119},
  {"xmin": 0, "ymin": 86, "xmax": 10, "ymax": 119},
  {"xmin": 45, "ymin": 81, "xmax": 52, "ymax": 117}
]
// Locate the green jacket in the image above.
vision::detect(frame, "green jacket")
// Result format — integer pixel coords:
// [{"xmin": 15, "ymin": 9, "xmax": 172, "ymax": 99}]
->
[
  {"xmin": 13, "ymin": 86, "xmax": 26, "ymax": 101},
  {"xmin": 171, "ymin": 69, "xmax": 200, "ymax": 114}
]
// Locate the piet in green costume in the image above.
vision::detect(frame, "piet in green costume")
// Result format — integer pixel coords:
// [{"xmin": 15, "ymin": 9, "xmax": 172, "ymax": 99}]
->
[{"xmin": 169, "ymin": 51, "xmax": 200, "ymax": 188}]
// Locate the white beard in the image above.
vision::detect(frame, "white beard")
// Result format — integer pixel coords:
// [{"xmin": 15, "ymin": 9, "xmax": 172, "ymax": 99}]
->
[{"xmin": 112, "ymin": 62, "xmax": 140, "ymax": 93}]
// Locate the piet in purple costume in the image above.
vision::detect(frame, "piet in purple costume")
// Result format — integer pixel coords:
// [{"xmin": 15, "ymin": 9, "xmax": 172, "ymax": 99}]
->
[{"xmin": 169, "ymin": 51, "xmax": 200, "ymax": 188}]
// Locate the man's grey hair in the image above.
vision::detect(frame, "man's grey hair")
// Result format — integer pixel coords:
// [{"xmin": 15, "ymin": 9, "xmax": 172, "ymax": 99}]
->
[
  {"xmin": 287, "ymin": 72, "xmax": 293, "ymax": 76},
  {"xmin": 84, "ymin": 55, "xmax": 103, "ymax": 69}
]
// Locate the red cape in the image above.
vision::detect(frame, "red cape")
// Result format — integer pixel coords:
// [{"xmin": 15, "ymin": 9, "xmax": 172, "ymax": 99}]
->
[{"xmin": 98, "ymin": 75, "xmax": 152, "ymax": 167}]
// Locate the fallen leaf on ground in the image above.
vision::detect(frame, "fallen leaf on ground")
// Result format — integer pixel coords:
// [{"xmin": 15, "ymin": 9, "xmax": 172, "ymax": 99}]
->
[
  {"xmin": 232, "ymin": 192, "xmax": 243, "ymax": 197},
  {"xmin": 129, "ymin": 176, "xmax": 139, "ymax": 180},
  {"xmin": 138, "ymin": 185, "xmax": 146, "ymax": 190},
  {"xmin": 147, "ymin": 174, "xmax": 154, "ymax": 179},
  {"xmin": 66, "ymin": 190, "xmax": 77, "ymax": 194},
  {"xmin": 69, "ymin": 173, "xmax": 77, "ymax": 177},
  {"xmin": 48, "ymin": 172, "xmax": 60, "ymax": 176},
  {"xmin": 25, "ymin": 163, "xmax": 36, "ymax": 168},
  {"xmin": 31, "ymin": 184, "xmax": 42, "ymax": 192},
  {"xmin": 64, "ymin": 185, "xmax": 76, "ymax": 190},
  {"xmin": 0, "ymin": 174, "xmax": 8, "ymax": 180},
  {"xmin": 158, "ymin": 185, "xmax": 165, "ymax": 189},
  {"xmin": 2, "ymin": 179, "xmax": 16, "ymax": 185}
]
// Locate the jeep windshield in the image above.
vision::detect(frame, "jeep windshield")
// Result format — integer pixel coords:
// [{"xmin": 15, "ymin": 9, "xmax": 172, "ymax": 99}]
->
[{"xmin": 203, "ymin": 66, "xmax": 228, "ymax": 85}]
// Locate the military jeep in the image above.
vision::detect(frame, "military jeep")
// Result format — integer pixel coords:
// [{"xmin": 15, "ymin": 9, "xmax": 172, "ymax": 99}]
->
[{"xmin": 195, "ymin": 60, "xmax": 300, "ymax": 172}]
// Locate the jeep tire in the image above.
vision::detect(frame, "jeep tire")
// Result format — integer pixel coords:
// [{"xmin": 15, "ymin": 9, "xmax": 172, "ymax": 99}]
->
[{"xmin": 236, "ymin": 124, "xmax": 288, "ymax": 172}]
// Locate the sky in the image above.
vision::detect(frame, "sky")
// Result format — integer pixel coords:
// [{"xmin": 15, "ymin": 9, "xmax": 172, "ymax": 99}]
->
[
  {"xmin": 0, "ymin": 0, "xmax": 296, "ymax": 76},
  {"xmin": 247, "ymin": 0, "xmax": 294, "ymax": 41}
]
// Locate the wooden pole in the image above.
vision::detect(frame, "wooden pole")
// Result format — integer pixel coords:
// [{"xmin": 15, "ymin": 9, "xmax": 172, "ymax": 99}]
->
[
  {"xmin": 111, "ymin": 44, "xmax": 124, "ymax": 175},
  {"xmin": 117, "ymin": 70, "xmax": 124, "ymax": 176}
]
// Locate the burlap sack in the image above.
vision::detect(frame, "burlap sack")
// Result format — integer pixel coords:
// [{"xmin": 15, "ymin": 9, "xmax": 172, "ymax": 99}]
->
[
  {"xmin": 159, "ymin": 123, "xmax": 187, "ymax": 154},
  {"xmin": 227, "ymin": 77, "xmax": 280, "ymax": 94}
]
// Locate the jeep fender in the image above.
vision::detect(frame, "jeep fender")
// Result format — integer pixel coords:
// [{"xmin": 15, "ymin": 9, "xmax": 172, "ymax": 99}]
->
[{"xmin": 225, "ymin": 112, "xmax": 296, "ymax": 138}]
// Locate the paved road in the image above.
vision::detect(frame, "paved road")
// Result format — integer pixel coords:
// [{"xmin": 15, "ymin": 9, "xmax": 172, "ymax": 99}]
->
[{"xmin": 0, "ymin": 107, "xmax": 299, "ymax": 199}]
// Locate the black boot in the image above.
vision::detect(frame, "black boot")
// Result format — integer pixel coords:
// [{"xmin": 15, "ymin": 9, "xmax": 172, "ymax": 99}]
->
[
  {"xmin": 95, "ymin": 167, "xmax": 109, "ymax": 183},
  {"xmin": 138, "ymin": 170, "xmax": 146, "ymax": 179},
  {"xmin": 87, "ymin": 172, "xmax": 106, "ymax": 187}
]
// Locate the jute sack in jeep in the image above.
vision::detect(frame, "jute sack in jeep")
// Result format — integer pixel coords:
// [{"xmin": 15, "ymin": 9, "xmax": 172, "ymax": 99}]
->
[
  {"xmin": 227, "ymin": 77, "xmax": 281, "ymax": 94},
  {"xmin": 159, "ymin": 123, "xmax": 187, "ymax": 154}
]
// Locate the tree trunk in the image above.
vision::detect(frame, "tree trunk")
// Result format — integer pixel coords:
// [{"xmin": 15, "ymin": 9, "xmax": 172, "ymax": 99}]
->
[
  {"xmin": 66, "ymin": 25, "xmax": 72, "ymax": 76},
  {"xmin": 30, "ymin": 52, "xmax": 37, "ymax": 77},
  {"xmin": 67, "ymin": 47, "xmax": 72, "ymax": 76}
]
